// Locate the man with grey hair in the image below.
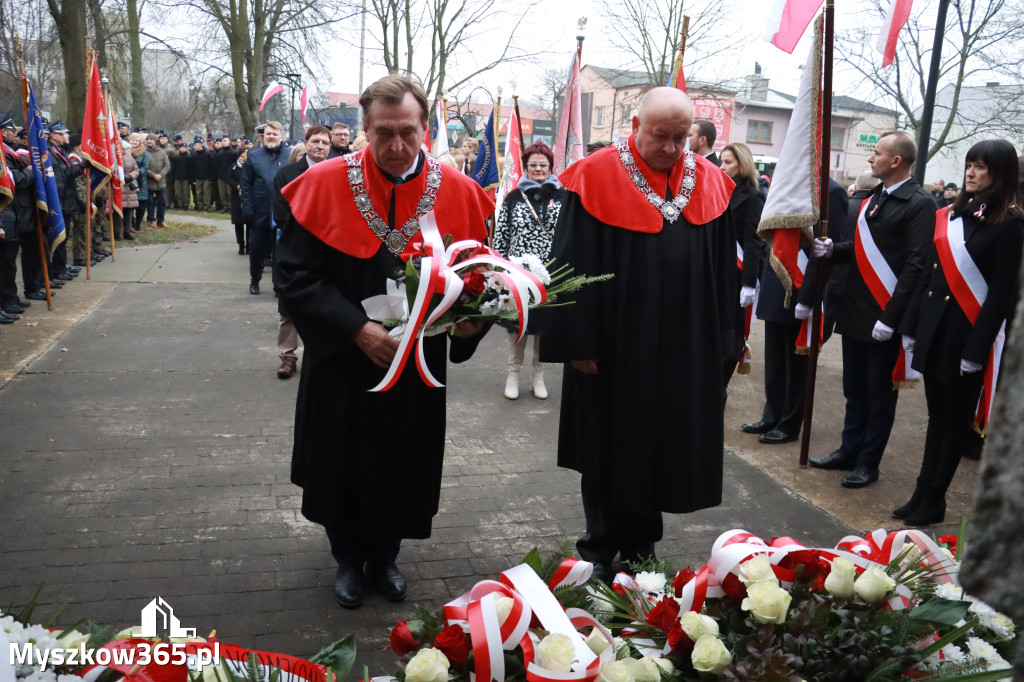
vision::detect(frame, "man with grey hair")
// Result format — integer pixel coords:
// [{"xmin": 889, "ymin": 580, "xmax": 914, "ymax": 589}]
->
[
  {"xmin": 542, "ymin": 87, "xmax": 737, "ymax": 581},
  {"xmin": 275, "ymin": 75, "xmax": 494, "ymax": 609}
]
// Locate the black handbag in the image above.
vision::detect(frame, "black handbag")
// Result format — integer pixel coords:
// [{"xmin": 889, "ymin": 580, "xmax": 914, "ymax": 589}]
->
[{"xmin": 125, "ymin": 175, "xmax": 140, "ymax": 192}]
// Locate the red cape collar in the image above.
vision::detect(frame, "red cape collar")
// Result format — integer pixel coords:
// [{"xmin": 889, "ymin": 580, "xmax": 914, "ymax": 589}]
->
[
  {"xmin": 281, "ymin": 149, "xmax": 493, "ymax": 259},
  {"xmin": 559, "ymin": 135, "xmax": 734, "ymax": 232}
]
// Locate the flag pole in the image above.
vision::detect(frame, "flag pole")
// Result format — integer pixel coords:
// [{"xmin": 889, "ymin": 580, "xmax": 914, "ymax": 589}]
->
[
  {"xmin": 673, "ymin": 15, "xmax": 690, "ymax": 87},
  {"xmin": 490, "ymin": 87, "xmax": 502, "ymax": 248},
  {"xmin": 85, "ymin": 48, "xmax": 94, "ymax": 280},
  {"xmin": 512, "ymin": 92, "xmax": 524, "ymax": 148},
  {"xmin": 101, "ymin": 68, "xmax": 116, "ymax": 262},
  {"xmin": 798, "ymin": 0, "xmax": 835, "ymax": 468},
  {"xmin": 15, "ymin": 38, "xmax": 53, "ymax": 311}
]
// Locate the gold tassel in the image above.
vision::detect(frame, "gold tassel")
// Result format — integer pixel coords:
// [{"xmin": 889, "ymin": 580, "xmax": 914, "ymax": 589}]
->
[
  {"xmin": 737, "ymin": 344, "xmax": 752, "ymax": 374},
  {"xmin": 892, "ymin": 379, "xmax": 920, "ymax": 390}
]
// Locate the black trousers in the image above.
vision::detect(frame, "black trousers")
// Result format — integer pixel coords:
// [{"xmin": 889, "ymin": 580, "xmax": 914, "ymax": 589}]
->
[
  {"xmin": 839, "ymin": 336, "xmax": 901, "ymax": 468},
  {"xmin": 576, "ymin": 475, "xmax": 662, "ymax": 566},
  {"xmin": 919, "ymin": 374, "xmax": 984, "ymax": 494},
  {"xmin": 51, "ymin": 234, "xmax": 68, "ymax": 276},
  {"xmin": 20, "ymin": 230, "xmax": 45, "ymax": 294},
  {"xmin": 325, "ymin": 525, "xmax": 401, "ymax": 569},
  {"xmin": 249, "ymin": 225, "xmax": 274, "ymax": 284},
  {"xmin": 234, "ymin": 223, "xmax": 249, "ymax": 250},
  {"xmin": 759, "ymin": 320, "xmax": 808, "ymax": 435},
  {"xmin": 131, "ymin": 204, "xmax": 147, "ymax": 233},
  {"xmin": 0, "ymin": 238, "xmax": 19, "ymax": 305},
  {"xmin": 147, "ymin": 189, "xmax": 166, "ymax": 223}
]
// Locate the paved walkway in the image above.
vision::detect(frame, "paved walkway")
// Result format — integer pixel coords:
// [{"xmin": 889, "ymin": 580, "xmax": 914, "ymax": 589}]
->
[{"xmin": 0, "ymin": 214, "xmax": 976, "ymax": 673}]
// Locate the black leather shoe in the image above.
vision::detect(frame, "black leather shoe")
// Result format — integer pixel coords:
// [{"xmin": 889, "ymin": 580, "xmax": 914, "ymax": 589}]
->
[
  {"xmin": 0, "ymin": 311, "xmax": 16, "ymax": 323},
  {"xmin": 16, "ymin": 298, "xmax": 30, "ymax": 308},
  {"xmin": 590, "ymin": 561, "xmax": 613, "ymax": 585},
  {"xmin": 809, "ymin": 449, "xmax": 857, "ymax": 470},
  {"xmin": 4, "ymin": 303, "xmax": 25, "ymax": 315},
  {"xmin": 249, "ymin": 284, "xmax": 260, "ymax": 295},
  {"xmin": 741, "ymin": 420, "xmax": 776, "ymax": 434},
  {"xmin": 903, "ymin": 498, "xmax": 946, "ymax": 527},
  {"xmin": 58, "ymin": 272, "xmax": 76, "ymax": 281},
  {"xmin": 370, "ymin": 562, "xmax": 408, "ymax": 602},
  {"xmin": 760, "ymin": 428, "xmax": 798, "ymax": 444},
  {"xmin": 333, "ymin": 563, "xmax": 364, "ymax": 609},
  {"xmin": 48, "ymin": 280, "xmax": 64, "ymax": 289},
  {"xmin": 26, "ymin": 290, "xmax": 49, "ymax": 301},
  {"xmin": 73, "ymin": 259, "xmax": 87, "ymax": 267},
  {"xmin": 842, "ymin": 465, "xmax": 879, "ymax": 488}
]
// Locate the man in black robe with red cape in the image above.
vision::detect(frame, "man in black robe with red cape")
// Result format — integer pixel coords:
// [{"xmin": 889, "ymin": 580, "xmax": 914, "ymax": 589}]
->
[
  {"xmin": 542, "ymin": 87, "xmax": 736, "ymax": 582},
  {"xmin": 275, "ymin": 75, "xmax": 493, "ymax": 609}
]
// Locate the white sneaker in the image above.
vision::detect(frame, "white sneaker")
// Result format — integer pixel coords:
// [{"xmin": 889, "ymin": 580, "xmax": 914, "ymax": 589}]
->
[{"xmin": 504, "ymin": 371, "xmax": 520, "ymax": 400}]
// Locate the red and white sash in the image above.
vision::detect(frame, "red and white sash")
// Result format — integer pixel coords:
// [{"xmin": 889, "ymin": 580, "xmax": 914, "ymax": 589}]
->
[
  {"xmin": 790, "ymin": 250, "xmax": 823, "ymax": 354},
  {"xmin": 854, "ymin": 197, "xmax": 920, "ymax": 387},
  {"xmin": 738, "ymin": 281, "xmax": 759, "ymax": 375},
  {"xmin": 737, "ymin": 240, "xmax": 744, "ymax": 271},
  {"xmin": 934, "ymin": 208, "xmax": 1005, "ymax": 434}
]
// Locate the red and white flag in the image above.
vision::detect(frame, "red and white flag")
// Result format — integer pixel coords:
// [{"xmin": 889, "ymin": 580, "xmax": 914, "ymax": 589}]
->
[
  {"xmin": 0, "ymin": 141, "xmax": 13, "ymax": 211},
  {"xmin": 106, "ymin": 97, "xmax": 123, "ymax": 216},
  {"xmin": 259, "ymin": 81, "xmax": 284, "ymax": 112},
  {"xmin": 496, "ymin": 109, "xmax": 523, "ymax": 209},
  {"xmin": 764, "ymin": 0, "xmax": 824, "ymax": 53},
  {"xmin": 757, "ymin": 15, "xmax": 823, "ymax": 308},
  {"xmin": 553, "ymin": 51, "xmax": 583, "ymax": 174},
  {"xmin": 430, "ymin": 100, "xmax": 450, "ymax": 158},
  {"xmin": 300, "ymin": 86, "xmax": 309, "ymax": 120},
  {"xmin": 876, "ymin": 0, "xmax": 913, "ymax": 67}
]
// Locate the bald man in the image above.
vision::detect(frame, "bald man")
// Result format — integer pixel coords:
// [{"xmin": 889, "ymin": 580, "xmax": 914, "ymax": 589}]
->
[{"xmin": 542, "ymin": 87, "xmax": 737, "ymax": 580}]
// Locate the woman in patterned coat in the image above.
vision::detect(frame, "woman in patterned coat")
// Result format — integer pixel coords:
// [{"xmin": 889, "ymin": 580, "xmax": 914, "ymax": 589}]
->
[{"xmin": 494, "ymin": 141, "xmax": 564, "ymax": 400}]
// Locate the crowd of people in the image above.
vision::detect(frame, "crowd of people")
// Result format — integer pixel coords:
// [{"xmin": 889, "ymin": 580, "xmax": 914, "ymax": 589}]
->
[{"xmin": 4, "ymin": 74, "xmax": 1022, "ymax": 608}]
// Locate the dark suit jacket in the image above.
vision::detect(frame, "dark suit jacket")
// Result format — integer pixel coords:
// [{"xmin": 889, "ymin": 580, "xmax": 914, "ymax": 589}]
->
[
  {"xmin": 902, "ymin": 207, "xmax": 1024, "ymax": 380},
  {"xmin": 705, "ymin": 152, "xmax": 720, "ymax": 167},
  {"xmin": 272, "ymin": 158, "xmax": 310, "ymax": 227},
  {"xmin": 830, "ymin": 177, "xmax": 936, "ymax": 342}
]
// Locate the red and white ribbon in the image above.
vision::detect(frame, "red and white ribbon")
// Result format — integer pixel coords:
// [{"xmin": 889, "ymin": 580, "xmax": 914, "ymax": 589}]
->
[
  {"xmin": 854, "ymin": 197, "xmax": 920, "ymax": 387},
  {"xmin": 934, "ymin": 208, "xmax": 1006, "ymax": 432},
  {"xmin": 369, "ymin": 212, "xmax": 546, "ymax": 392},
  {"xmin": 548, "ymin": 558, "xmax": 594, "ymax": 590}
]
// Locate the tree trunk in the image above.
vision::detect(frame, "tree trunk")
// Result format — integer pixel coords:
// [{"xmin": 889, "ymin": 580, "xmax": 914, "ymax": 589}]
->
[
  {"xmin": 47, "ymin": 0, "xmax": 87, "ymax": 127},
  {"xmin": 125, "ymin": 0, "xmax": 145, "ymax": 126},
  {"xmin": 86, "ymin": 0, "xmax": 106, "ymax": 71}
]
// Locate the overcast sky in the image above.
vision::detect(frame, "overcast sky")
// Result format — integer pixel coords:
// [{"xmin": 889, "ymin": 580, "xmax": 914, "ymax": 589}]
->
[{"xmin": 323, "ymin": 0, "xmax": 878, "ymax": 104}]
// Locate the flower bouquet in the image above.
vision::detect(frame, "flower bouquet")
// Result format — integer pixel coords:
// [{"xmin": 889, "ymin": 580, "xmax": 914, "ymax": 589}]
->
[
  {"xmin": 361, "ymin": 212, "xmax": 611, "ymax": 392},
  {"xmin": 380, "ymin": 530, "xmax": 1016, "ymax": 682}
]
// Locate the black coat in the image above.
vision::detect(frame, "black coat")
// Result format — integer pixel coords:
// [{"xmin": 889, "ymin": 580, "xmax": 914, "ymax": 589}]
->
[
  {"xmin": 272, "ymin": 158, "xmax": 309, "ymax": 227},
  {"xmin": 830, "ymin": 178, "xmax": 936, "ymax": 342},
  {"xmin": 171, "ymin": 149, "xmax": 191, "ymax": 181},
  {"xmin": 705, "ymin": 151, "xmax": 721, "ymax": 167},
  {"xmin": 274, "ymin": 177, "xmax": 487, "ymax": 538},
  {"xmin": 2, "ymin": 146, "xmax": 36, "ymax": 238},
  {"xmin": 903, "ymin": 205, "xmax": 1024, "ymax": 381},
  {"xmin": 540, "ymin": 190, "xmax": 736, "ymax": 514},
  {"xmin": 227, "ymin": 162, "xmax": 244, "ymax": 225},
  {"xmin": 49, "ymin": 144, "xmax": 83, "ymax": 217},
  {"xmin": 727, "ymin": 179, "xmax": 764, "ymax": 354},
  {"xmin": 240, "ymin": 145, "xmax": 287, "ymax": 231},
  {"xmin": 190, "ymin": 149, "xmax": 216, "ymax": 181}
]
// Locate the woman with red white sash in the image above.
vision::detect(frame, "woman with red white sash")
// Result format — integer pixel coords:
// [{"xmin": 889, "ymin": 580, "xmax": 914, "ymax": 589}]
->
[{"xmin": 896, "ymin": 140, "xmax": 1024, "ymax": 526}]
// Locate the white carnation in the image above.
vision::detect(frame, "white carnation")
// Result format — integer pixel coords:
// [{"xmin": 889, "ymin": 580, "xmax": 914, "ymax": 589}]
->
[
  {"xmin": 20, "ymin": 672, "xmax": 58, "ymax": 682},
  {"xmin": 965, "ymin": 636, "xmax": 1010, "ymax": 670},
  {"xmin": 935, "ymin": 583, "xmax": 965, "ymax": 601},
  {"xmin": 922, "ymin": 643, "xmax": 967, "ymax": 670},
  {"xmin": 633, "ymin": 571, "xmax": 667, "ymax": 594},
  {"xmin": 511, "ymin": 254, "xmax": 551, "ymax": 285}
]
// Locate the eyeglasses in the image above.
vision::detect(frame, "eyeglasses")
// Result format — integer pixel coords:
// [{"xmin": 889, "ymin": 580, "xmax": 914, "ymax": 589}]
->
[{"xmin": 527, "ymin": 163, "xmax": 550, "ymax": 169}]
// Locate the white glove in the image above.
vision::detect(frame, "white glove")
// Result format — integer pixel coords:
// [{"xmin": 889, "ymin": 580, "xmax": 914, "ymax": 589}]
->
[
  {"xmin": 871, "ymin": 320, "xmax": 894, "ymax": 341},
  {"xmin": 902, "ymin": 335, "xmax": 915, "ymax": 353},
  {"xmin": 960, "ymin": 359, "xmax": 983, "ymax": 374},
  {"xmin": 813, "ymin": 237, "xmax": 834, "ymax": 258},
  {"xmin": 739, "ymin": 286, "xmax": 756, "ymax": 308},
  {"xmin": 794, "ymin": 303, "xmax": 812, "ymax": 320}
]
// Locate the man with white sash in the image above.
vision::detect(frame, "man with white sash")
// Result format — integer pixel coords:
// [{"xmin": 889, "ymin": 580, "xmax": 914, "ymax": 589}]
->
[{"xmin": 809, "ymin": 131, "xmax": 935, "ymax": 488}]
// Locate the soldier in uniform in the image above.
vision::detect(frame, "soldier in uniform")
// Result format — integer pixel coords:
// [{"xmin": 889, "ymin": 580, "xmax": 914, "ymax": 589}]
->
[
  {"xmin": 1, "ymin": 115, "xmax": 35, "ymax": 321},
  {"xmin": 172, "ymin": 136, "xmax": 191, "ymax": 209}
]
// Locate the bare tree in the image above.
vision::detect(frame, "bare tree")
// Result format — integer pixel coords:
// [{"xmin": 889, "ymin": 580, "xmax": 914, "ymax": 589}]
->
[
  {"xmin": 150, "ymin": 0, "xmax": 356, "ymax": 136},
  {"xmin": 836, "ymin": 0, "xmax": 1024, "ymax": 160},
  {"xmin": 596, "ymin": 0, "xmax": 739, "ymax": 87},
  {"xmin": 525, "ymin": 67, "xmax": 565, "ymax": 122},
  {"xmin": 0, "ymin": 0, "xmax": 64, "ymax": 119},
  {"xmin": 361, "ymin": 0, "xmax": 540, "ymax": 98},
  {"xmin": 44, "ymin": 0, "xmax": 88, "ymax": 127}
]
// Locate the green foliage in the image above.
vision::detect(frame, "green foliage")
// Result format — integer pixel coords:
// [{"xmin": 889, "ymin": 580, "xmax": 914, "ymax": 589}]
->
[{"xmin": 310, "ymin": 635, "xmax": 357, "ymax": 682}]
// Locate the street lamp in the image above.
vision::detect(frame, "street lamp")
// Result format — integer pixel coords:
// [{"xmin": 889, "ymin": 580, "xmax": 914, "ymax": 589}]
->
[{"xmin": 280, "ymin": 73, "xmax": 302, "ymax": 141}]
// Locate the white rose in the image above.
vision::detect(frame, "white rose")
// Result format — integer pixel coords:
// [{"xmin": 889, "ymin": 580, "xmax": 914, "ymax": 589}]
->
[
  {"xmin": 596, "ymin": 660, "xmax": 635, "ymax": 682},
  {"xmin": 57, "ymin": 630, "xmax": 90, "ymax": 649},
  {"xmin": 585, "ymin": 629, "xmax": 611, "ymax": 655},
  {"xmin": 854, "ymin": 567, "xmax": 896, "ymax": 604},
  {"xmin": 824, "ymin": 557, "xmax": 857, "ymax": 600},
  {"xmin": 680, "ymin": 611, "xmax": 719, "ymax": 640},
  {"xmin": 634, "ymin": 571, "xmax": 667, "ymax": 594},
  {"xmin": 741, "ymin": 581, "xmax": 792, "ymax": 625},
  {"xmin": 404, "ymin": 648, "xmax": 450, "ymax": 682},
  {"xmin": 651, "ymin": 656, "xmax": 674, "ymax": 675},
  {"xmin": 690, "ymin": 635, "xmax": 732, "ymax": 673},
  {"xmin": 739, "ymin": 555, "xmax": 777, "ymax": 586},
  {"xmin": 493, "ymin": 596, "xmax": 515, "ymax": 625},
  {"xmin": 536, "ymin": 633, "xmax": 577, "ymax": 673},
  {"xmin": 619, "ymin": 657, "xmax": 658, "ymax": 682}
]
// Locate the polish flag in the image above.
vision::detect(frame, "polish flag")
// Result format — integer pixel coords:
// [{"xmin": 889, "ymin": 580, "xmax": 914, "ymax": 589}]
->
[
  {"xmin": 300, "ymin": 86, "xmax": 308, "ymax": 120},
  {"xmin": 876, "ymin": 0, "xmax": 914, "ymax": 67},
  {"xmin": 495, "ymin": 109, "xmax": 523, "ymax": 209},
  {"xmin": 430, "ymin": 101, "xmax": 450, "ymax": 158},
  {"xmin": 552, "ymin": 50, "xmax": 583, "ymax": 174},
  {"xmin": 764, "ymin": 0, "xmax": 824, "ymax": 53},
  {"xmin": 259, "ymin": 81, "xmax": 284, "ymax": 111},
  {"xmin": 757, "ymin": 14, "xmax": 823, "ymax": 308}
]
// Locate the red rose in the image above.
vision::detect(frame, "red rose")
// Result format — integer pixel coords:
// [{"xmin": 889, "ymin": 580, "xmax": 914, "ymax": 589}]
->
[
  {"xmin": 389, "ymin": 621, "xmax": 419, "ymax": 656},
  {"xmin": 778, "ymin": 549, "xmax": 826, "ymax": 582},
  {"xmin": 433, "ymin": 625, "xmax": 470, "ymax": 666},
  {"xmin": 672, "ymin": 567, "xmax": 697, "ymax": 597},
  {"xmin": 720, "ymin": 573, "xmax": 747, "ymax": 603},
  {"xmin": 666, "ymin": 622, "xmax": 694, "ymax": 654},
  {"xmin": 462, "ymin": 270, "xmax": 486, "ymax": 296},
  {"xmin": 645, "ymin": 595, "xmax": 681, "ymax": 633}
]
